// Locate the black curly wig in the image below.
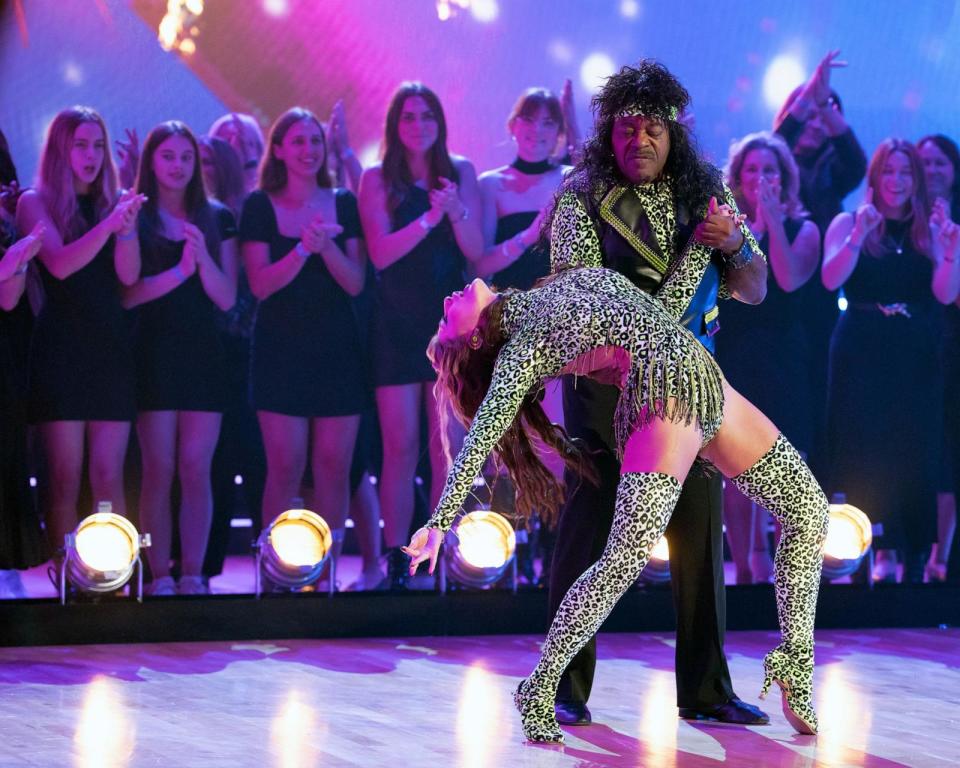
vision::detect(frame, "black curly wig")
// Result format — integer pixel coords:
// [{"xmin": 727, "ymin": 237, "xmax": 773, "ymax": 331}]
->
[{"xmin": 546, "ymin": 60, "xmax": 723, "ymax": 235}]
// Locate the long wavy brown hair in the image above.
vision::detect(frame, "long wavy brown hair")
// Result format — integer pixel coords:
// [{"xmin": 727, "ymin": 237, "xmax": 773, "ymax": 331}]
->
[
  {"xmin": 427, "ymin": 293, "xmax": 596, "ymax": 528},
  {"xmin": 863, "ymin": 138, "xmax": 931, "ymax": 259}
]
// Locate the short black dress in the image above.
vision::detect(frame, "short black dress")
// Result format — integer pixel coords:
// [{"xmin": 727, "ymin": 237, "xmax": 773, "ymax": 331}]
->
[
  {"xmin": 371, "ymin": 186, "xmax": 466, "ymax": 386},
  {"xmin": 133, "ymin": 203, "xmax": 236, "ymax": 412},
  {"xmin": 490, "ymin": 211, "xmax": 550, "ymax": 290},
  {"xmin": 826, "ymin": 219, "xmax": 942, "ymax": 551},
  {"xmin": 241, "ymin": 188, "xmax": 367, "ymax": 417},
  {"xmin": 715, "ymin": 218, "xmax": 814, "ymax": 454},
  {"xmin": 28, "ymin": 196, "xmax": 136, "ymax": 423}
]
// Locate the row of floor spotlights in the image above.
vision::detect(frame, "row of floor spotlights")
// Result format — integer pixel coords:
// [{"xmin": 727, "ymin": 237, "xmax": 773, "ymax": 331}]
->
[{"xmin": 58, "ymin": 501, "xmax": 874, "ymax": 601}]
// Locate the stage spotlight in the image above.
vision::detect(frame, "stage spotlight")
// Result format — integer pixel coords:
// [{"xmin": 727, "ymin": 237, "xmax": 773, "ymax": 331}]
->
[
  {"xmin": 762, "ymin": 54, "xmax": 805, "ymax": 111},
  {"xmin": 639, "ymin": 535, "xmax": 671, "ymax": 584},
  {"xmin": 441, "ymin": 509, "xmax": 517, "ymax": 591},
  {"xmin": 822, "ymin": 503, "xmax": 873, "ymax": 580},
  {"xmin": 60, "ymin": 503, "xmax": 151, "ymax": 604},
  {"xmin": 580, "ymin": 52, "xmax": 616, "ymax": 93},
  {"xmin": 255, "ymin": 506, "xmax": 334, "ymax": 597}
]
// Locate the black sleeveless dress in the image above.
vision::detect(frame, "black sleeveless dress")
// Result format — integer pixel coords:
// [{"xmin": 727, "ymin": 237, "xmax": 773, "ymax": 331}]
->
[
  {"xmin": 826, "ymin": 218, "xmax": 941, "ymax": 551},
  {"xmin": 28, "ymin": 196, "xmax": 135, "ymax": 422},
  {"xmin": 241, "ymin": 188, "xmax": 366, "ymax": 417},
  {"xmin": 133, "ymin": 202, "xmax": 236, "ymax": 412},
  {"xmin": 371, "ymin": 186, "xmax": 466, "ymax": 385},
  {"xmin": 491, "ymin": 211, "xmax": 550, "ymax": 290},
  {"xmin": 715, "ymin": 218, "xmax": 813, "ymax": 454}
]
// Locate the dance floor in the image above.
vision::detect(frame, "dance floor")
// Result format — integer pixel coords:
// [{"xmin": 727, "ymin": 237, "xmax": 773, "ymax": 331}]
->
[{"xmin": 0, "ymin": 628, "xmax": 956, "ymax": 767}]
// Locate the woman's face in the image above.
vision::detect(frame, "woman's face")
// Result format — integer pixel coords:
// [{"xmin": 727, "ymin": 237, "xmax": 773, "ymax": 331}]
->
[
  {"xmin": 199, "ymin": 143, "xmax": 218, "ymax": 194},
  {"xmin": 272, "ymin": 119, "xmax": 326, "ymax": 180},
  {"xmin": 919, "ymin": 141, "xmax": 955, "ymax": 202},
  {"xmin": 397, "ymin": 96, "xmax": 439, "ymax": 155},
  {"xmin": 738, "ymin": 147, "xmax": 782, "ymax": 208},
  {"xmin": 152, "ymin": 134, "xmax": 195, "ymax": 193},
  {"xmin": 877, "ymin": 150, "xmax": 915, "ymax": 212},
  {"xmin": 70, "ymin": 121, "xmax": 106, "ymax": 191},
  {"xmin": 511, "ymin": 105, "xmax": 560, "ymax": 163},
  {"xmin": 214, "ymin": 117, "xmax": 261, "ymax": 169},
  {"xmin": 437, "ymin": 278, "xmax": 494, "ymax": 343}
]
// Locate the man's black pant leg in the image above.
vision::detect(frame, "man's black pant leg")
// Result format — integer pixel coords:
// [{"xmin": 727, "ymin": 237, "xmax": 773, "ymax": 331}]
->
[{"xmin": 666, "ymin": 471, "xmax": 735, "ymax": 708}]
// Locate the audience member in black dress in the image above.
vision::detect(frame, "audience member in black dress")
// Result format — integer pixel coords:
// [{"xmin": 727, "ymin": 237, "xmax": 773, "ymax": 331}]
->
[
  {"xmin": 122, "ymin": 121, "xmax": 238, "ymax": 596},
  {"xmin": 919, "ymin": 133, "xmax": 960, "ymax": 582},
  {"xmin": 719, "ymin": 131, "xmax": 820, "ymax": 584},
  {"xmin": 823, "ymin": 138, "xmax": 960, "ymax": 582},
  {"xmin": 16, "ymin": 107, "xmax": 145, "ymax": 554},
  {"xmin": 0, "ymin": 222, "xmax": 47, "ymax": 598},
  {"xmin": 775, "ymin": 50, "xmax": 867, "ymax": 480},
  {"xmin": 241, "ymin": 108, "xmax": 366, "ymax": 578},
  {"xmin": 358, "ymin": 83, "xmax": 483, "ymax": 588}
]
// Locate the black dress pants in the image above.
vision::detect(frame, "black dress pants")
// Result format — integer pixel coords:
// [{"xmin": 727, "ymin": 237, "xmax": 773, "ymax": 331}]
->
[{"xmin": 549, "ymin": 377, "xmax": 735, "ymax": 708}]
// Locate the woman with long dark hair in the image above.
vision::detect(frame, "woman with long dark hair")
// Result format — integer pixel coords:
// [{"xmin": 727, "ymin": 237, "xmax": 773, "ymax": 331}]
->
[
  {"xmin": 16, "ymin": 107, "xmax": 144, "ymax": 554},
  {"xmin": 122, "ymin": 121, "xmax": 238, "ymax": 595},
  {"xmin": 404, "ymin": 257, "xmax": 829, "ymax": 740},
  {"xmin": 241, "ymin": 107, "xmax": 366, "ymax": 578},
  {"xmin": 823, "ymin": 138, "xmax": 960, "ymax": 582},
  {"xmin": 358, "ymin": 83, "xmax": 483, "ymax": 589}
]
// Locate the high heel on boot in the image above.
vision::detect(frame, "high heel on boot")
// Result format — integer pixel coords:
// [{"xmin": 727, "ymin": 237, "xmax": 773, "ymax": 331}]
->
[
  {"xmin": 759, "ymin": 646, "xmax": 818, "ymax": 735},
  {"xmin": 513, "ymin": 679, "xmax": 563, "ymax": 743}
]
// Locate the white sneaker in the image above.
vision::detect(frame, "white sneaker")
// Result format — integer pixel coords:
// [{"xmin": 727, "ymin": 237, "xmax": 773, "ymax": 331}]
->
[
  {"xmin": 149, "ymin": 576, "xmax": 177, "ymax": 596},
  {"xmin": 178, "ymin": 575, "xmax": 209, "ymax": 595}
]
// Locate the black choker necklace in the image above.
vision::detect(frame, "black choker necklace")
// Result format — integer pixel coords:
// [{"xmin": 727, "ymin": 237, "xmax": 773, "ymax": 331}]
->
[{"xmin": 511, "ymin": 157, "xmax": 555, "ymax": 175}]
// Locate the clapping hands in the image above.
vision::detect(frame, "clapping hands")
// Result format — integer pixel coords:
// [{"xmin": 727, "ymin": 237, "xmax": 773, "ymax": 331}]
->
[
  {"xmin": 695, "ymin": 196, "xmax": 746, "ymax": 251},
  {"xmin": 300, "ymin": 214, "xmax": 344, "ymax": 255},
  {"xmin": 931, "ymin": 197, "xmax": 960, "ymax": 262},
  {"xmin": 0, "ymin": 222, "xmax": 45, "ymax": 280},
  {"xmin": 852, "ymin": 188, "xmax": 882, "ymax": 242},
  {"xmin": 429, "ymin": 177, "xmax": 466, "ymax": 222},
  {"xmin": 108, "ymin": 190, "xmax": 148, "ymax": 236}
]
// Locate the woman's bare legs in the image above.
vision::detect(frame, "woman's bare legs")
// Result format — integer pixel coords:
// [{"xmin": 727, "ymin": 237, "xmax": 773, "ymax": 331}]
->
[
  {"xmin": 87, "ymin": 420, "xmax": 130, "ymax": 518},
  {"xmin": 177, "ymin": 411, "xmax": 221, "ymax": 580},
  {"xmin": 39, "ymin": 421, "xmax": 85, "ymax": 552},
  {"xmin": 258, "ymin": 412, "xmax": 309, "ymax": 527},
  {"xmin": 137, "ymin": 412, "xmax": 178, "ymax": 580}
]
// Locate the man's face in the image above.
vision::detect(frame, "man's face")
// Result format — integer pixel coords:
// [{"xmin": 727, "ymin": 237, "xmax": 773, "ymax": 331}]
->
[{"xmin": 611, "ymin": 115, "xmax": 670, "ymax": 184}]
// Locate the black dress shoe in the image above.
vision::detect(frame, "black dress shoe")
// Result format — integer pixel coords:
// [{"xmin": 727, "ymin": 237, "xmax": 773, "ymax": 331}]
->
[
  {"xmin": 679, "ymin": 697, "xmax": 770, "ymax": 725},
  {"xmin": 554, "ymin": 700, "xmax": 592, "ymax": 725}
]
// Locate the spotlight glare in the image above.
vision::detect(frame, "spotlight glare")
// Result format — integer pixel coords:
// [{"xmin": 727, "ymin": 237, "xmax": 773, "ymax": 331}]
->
[
  {"xmin": 580, "ymin": 52, "xmax": 617, "ymax": 93},
  {"xmin": 650, "ymin": 535, "xmax": 669, "ymax": 562},
  {"xmin": 620, "ymin": 0, "xmax": 640, "ymax": 19},
  {"xmin": 762, "ymin": 54, "xmax": 806, "ymax": 110},
  {"xmin": 822, "ymin": 503, "xmax": 872, "ymax": 580},
  {"xmin": 446, "ymin": 510, "xmax": 516, "ymax": 588},
  {"xmin": 263, "ymin": 0, "xmax": 289, "ymax": 16},
  {"xmin": 256, "ymin": 507, "xmax": 332, "ymax": 592},
  {"xmin": 838, "ymin": 295, "xmax": 848, "ymax": 312},
  {"xmin": 470, "ymin": 0, "xmax": 498, "ymax": 22},
  {"xmin": 62, "ymin": 506, "xmax": 150, "ymax": 601}
]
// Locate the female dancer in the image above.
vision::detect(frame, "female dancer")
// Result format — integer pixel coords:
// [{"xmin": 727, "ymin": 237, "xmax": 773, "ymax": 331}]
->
[
  {"xmin": 405, "ymin": 209, "xmax": 830, "ymax": 740},
  {"xmin": 122, "ymin": 121, "xmax": 238, "ymax": 595},
  {"xmin": 241, "ymin": 108, "xmax": 366, "ymax": 575},
  {"xmin": 16, "ymin": 107, "xmax": 144, "ymax": 552},
  {"xmin": 358, "ymin": 82, "xmax": 482, "ymax": 588},
  {"xmin": 823, "ymin": 139, "xmax": 960, "ymax": 582},
  {"xmin": 719, "ymin": 131, "xmax": 820, "ymax": 583}
]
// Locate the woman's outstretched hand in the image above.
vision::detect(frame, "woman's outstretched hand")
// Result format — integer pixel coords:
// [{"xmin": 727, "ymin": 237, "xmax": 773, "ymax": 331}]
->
[{"xmin": 402, "ymin": 527, "xmax": 444, "ymax": 576}]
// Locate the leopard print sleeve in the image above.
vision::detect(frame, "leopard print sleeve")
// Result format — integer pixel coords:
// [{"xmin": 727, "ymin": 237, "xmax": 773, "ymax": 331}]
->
[
  {"xmin": 549, "ymin": 191, "xmax": 603, "ymax": 273},
  {"xmin": 718, "ymin": 182, "xmax": 765, "ymax": 300},
  {"xmin": 656, "ymin": 184, "xmax": 766, "ymax": 316},
  {"xmin": 426, "ymin": 338, "xmax": 544, "ymax": 533}
]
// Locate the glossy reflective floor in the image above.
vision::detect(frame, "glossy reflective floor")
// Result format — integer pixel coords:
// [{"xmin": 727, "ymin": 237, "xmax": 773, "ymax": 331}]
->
[{"xmin": 1, "ymin": 628, "xmax": 957, "ymax": 767}]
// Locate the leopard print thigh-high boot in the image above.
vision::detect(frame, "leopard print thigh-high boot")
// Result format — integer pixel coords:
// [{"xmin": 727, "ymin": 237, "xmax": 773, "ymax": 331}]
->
[
  {"xmin": 731, "ymin": 433, "xmax": 829, "ymax": 735},
  {"xmin": 514, "ymin": 471, "xmax": 682, "ymax": 742}
]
